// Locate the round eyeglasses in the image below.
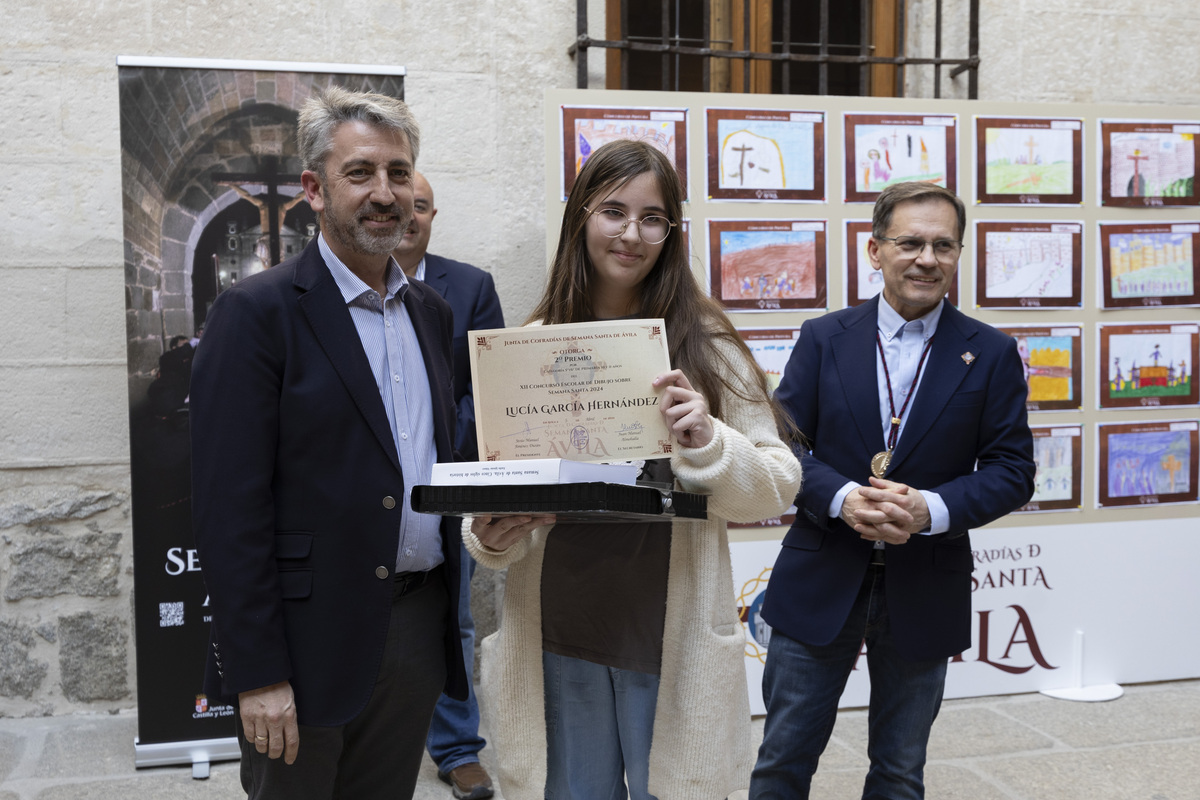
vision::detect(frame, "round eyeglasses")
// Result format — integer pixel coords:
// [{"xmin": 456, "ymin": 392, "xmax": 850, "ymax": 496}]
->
[
  {"xmin": 584, "ymin": 206, "xmax": 676, "ymax": 245},
  {"xmin": 876, "ymin": 235, "xmax": 963, "ymax": 263}
]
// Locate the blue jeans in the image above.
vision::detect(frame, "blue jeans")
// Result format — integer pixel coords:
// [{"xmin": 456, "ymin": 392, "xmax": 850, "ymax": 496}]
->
[
  {"xmin": 426, "ymin": 543, "xmax": 487, "ymax": 773},
  {"xmin": 542, "ymin": 651, "xmax": 661, "ymax": 800},
  {"xmin": 749, "ymin": 565, "xmax": 947, "ymax": 800}
]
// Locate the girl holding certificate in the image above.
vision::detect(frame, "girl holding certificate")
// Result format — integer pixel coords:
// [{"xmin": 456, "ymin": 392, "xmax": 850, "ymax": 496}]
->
[{"xmin": 465, "ymin": 139, "xmax": 802, "ymax": 800}]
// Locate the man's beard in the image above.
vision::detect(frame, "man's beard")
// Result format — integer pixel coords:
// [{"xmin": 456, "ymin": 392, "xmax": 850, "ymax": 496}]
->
[{"xmin": 322, "ymin": 194, "xmax": 410, "ymax": 256}]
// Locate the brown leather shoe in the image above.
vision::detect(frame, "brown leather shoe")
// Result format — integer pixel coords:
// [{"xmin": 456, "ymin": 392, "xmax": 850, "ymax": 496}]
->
[{"xmin": 437, "ymin": 762, "xmax": 495, "ymax": 800}]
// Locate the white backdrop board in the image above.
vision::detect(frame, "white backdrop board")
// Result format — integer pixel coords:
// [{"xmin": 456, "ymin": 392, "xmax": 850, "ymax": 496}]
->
[{"xmin": 731, "ymin": 518, "xmax": 1199, "ymax": 711}]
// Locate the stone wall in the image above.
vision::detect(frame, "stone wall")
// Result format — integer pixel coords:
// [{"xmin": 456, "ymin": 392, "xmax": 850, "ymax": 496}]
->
[
  {"xmin": 3, "ymin": 0, "xmax": 1199, "ymax": 717},
  {"xmin": 0, "ymin": 467, "xmax": 133, "ymax": 715},
  {"xmin": 905, "ymin": 0, "xmax": 1200, "ymax": 104}
]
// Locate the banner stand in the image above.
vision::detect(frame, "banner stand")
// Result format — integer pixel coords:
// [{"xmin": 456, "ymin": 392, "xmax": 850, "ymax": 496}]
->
[
  {"xmin": 1039, "ymin": 630, "xmax": 1124, "ymax": 703},
  {"xmin": 135, "ymin": 736, "xmax": 240, "ymax": 779},
  {"xmin": 116, "ymin": 56, "xmax": 408, "ymax": 775}
]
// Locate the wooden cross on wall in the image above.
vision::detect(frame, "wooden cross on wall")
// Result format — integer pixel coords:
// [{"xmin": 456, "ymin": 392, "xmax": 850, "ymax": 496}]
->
[{"xmin": 213, "ymin": 157, "xmax": 304, "ymax": 267}]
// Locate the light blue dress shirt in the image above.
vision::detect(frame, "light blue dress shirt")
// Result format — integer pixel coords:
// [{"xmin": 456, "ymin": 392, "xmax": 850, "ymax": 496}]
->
[
  {"xmin": 828, "ymin": 295, "xmax": 951, "ymax": 537},
  {"xmin": 319, "ymin": 234, "xmax": 445, "ymax": 572}
]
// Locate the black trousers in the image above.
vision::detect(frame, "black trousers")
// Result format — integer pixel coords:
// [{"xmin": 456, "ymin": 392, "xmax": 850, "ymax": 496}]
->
[{"xmin": 237, "ymin": 567, "xmax": 450, "ymax": 799}]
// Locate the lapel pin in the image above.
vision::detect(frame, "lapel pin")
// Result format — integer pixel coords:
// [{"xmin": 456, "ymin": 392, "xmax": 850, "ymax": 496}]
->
[{"xmin": 961, "ymin": 351, "xmax": 976, "ymax": 365}]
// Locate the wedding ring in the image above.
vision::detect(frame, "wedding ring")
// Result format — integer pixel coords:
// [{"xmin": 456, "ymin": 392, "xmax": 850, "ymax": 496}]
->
[{"xmin": 255, "ymin": 735, "xmax": 268, "ymax": 742}]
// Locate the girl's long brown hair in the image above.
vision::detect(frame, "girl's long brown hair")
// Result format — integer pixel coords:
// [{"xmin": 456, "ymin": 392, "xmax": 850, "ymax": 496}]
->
[{"xmin": 528, "ymin": 139, "xmax": 792, "ymax": 434}]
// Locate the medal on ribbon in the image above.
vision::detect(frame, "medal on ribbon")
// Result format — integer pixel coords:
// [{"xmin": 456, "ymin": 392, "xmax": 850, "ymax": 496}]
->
[
  {"xmin": 870, "ymin": 449, "xmax": 893, "ymax": 479},
  {"xmin": 874, "ymin": 334, "xmax": 934, "ymax": 478}
]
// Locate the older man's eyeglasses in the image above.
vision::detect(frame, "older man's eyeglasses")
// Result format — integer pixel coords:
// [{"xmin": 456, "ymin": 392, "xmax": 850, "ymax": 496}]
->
[
  {"xmin": 585, "ymin": 206, "xmax": 676, "ymax": 245},
  {"xmin": 876, "ymin": 236, "xmax": 963, "ymax": 262}
]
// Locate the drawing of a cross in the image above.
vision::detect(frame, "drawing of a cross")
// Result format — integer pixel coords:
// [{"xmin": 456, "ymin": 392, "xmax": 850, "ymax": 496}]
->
[
  {"xmin": 732, "ymin": 143, "xmax": 753, "ymax": 185},
  {"xmin": 1127, "ymin": 149, "xmax": 1150, "ymax": 196},
  {"xmin": 1025, "ymin": 136, "xmax": 1037, "ymax": 165},
  {"xmin": 1161, "ymin": 453, "xmax": 1182, "ymax": 493}
]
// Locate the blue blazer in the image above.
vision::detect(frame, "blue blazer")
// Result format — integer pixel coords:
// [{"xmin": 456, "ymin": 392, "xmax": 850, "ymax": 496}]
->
[
  {"xmin": 763, "ymin": 296, "xmax": 1034, "ymax": 661},
  {"xmin": 191, "ymin": 239, "xmax": 468, "ymax": 726},
  {"xmin": 419, "ymin": 252, "xmax": 505, "ymax": 461}
]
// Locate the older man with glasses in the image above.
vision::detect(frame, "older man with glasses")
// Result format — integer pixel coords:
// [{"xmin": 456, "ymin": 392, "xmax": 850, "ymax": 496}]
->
[{"xmin": 750, "ymin": 181, "xmax": 1035, "ymax": 800}]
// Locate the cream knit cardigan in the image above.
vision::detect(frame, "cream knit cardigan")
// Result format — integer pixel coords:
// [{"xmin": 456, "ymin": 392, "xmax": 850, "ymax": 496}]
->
[{"xmin": 464, "ymin": 343, "xmax": 802, "ymax": 800}]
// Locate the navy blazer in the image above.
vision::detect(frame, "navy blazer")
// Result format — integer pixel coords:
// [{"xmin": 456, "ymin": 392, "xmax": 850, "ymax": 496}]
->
[
  {"xmin": 418, "ymin": 253, "xmax": 505, "ymax": 461},
  {"xmin": 763, "ymin": 296, "xmax": 1034, "ymax": 661},
  {"xmin": 191, "ymin": 239, "xmax": 468, "ymax": 726}
]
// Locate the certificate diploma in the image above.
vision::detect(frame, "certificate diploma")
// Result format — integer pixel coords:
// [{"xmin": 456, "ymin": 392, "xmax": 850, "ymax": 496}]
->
[{"xmin": 469, "ymin": 319, "xmax": 674, "ymax": 462}]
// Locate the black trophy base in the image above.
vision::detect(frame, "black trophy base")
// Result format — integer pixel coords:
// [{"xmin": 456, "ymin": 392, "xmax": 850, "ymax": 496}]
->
[{"xmin": 411, "ymin": 482, "xmax": 707, "ymax": 522}]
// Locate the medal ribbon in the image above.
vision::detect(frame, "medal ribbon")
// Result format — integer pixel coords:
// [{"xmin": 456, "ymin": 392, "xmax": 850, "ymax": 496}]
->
[{"xmin": 875, "ymin": 331, "xmax": 935, "ymax": 452}]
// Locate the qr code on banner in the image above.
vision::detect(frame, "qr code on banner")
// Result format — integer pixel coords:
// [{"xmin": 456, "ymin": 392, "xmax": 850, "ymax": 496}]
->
[{"xmin": 159, "ymin": 601, "xmax": 185, "ymax": 628}]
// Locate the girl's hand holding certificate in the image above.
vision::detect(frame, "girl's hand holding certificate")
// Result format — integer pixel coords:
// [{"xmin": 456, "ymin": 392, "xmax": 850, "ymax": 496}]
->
[{"xmin": 653, "ymin": 369, "xmax": 713, "ymax": 449}]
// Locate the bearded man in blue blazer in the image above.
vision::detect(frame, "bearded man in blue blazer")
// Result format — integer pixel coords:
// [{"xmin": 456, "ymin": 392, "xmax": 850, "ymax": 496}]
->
[
  {"xmin": 393, "ymin": 172, "xmax": 504, "ymax": 800},
  {"xmin": 750, "ymin": 182, "xmax": 1035, "ymax": 800},
  {"xmin": 191, "ymin": 88, "xmax": 467, "ymax": 800}
]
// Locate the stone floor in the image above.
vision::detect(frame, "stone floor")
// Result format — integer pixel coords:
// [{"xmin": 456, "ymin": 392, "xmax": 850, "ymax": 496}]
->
[{"xmin": 1, "ymin": 679, "xmax": 1197, "ymax": 799}]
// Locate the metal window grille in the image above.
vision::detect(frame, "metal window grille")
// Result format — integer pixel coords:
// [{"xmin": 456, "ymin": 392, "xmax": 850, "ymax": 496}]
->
[{"xmin": 571, "ymin": 0, "xmax": 979, "ymax": 98}]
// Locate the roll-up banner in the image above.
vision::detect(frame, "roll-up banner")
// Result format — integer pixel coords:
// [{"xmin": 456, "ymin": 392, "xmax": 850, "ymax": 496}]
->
[{"xmin": 117, "ymin": 55, "xmax": 406, "ymax": 774}]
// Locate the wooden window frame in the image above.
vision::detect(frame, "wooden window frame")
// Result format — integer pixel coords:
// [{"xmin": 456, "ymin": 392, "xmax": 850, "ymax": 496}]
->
[{"xmin": 583, "ymin": 0, "xmax": 979, "ymax": 99}]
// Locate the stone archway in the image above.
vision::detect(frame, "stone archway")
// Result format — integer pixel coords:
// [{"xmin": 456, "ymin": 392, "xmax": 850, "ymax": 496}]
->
[{"xmin": 118, "ymin": 65, "xmax": 404, "ymax": 401}]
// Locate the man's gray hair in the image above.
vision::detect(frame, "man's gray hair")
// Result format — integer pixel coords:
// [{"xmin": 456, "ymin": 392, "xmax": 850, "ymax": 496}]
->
[
  {"xmin": 871, "ymin": 181, "xmax": 966, "ymax": 241},
  {"xmin": 297, "ymin": 86, "xmax": 420, "ymax": 177}
]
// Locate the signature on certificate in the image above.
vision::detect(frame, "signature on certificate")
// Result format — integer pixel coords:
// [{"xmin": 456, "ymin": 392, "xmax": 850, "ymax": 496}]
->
[
  {"xmin": 501, "ymin": 420, "xmax": 545, "ymax": 439},
  {"xmin": 618, "ymin": 421, "xmax": 645, "ymax": 436}
]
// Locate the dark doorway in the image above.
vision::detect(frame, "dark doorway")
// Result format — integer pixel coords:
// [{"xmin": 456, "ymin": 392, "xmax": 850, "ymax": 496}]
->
[{"xmin": 190, "ymin": 195, "xmax": 316, "ymax": 333}]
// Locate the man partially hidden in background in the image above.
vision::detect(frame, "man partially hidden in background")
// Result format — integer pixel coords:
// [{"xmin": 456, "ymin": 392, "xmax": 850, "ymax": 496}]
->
[{"xmin": 393, "ymin": 171, "xmax": 505, "ymax": 800}]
